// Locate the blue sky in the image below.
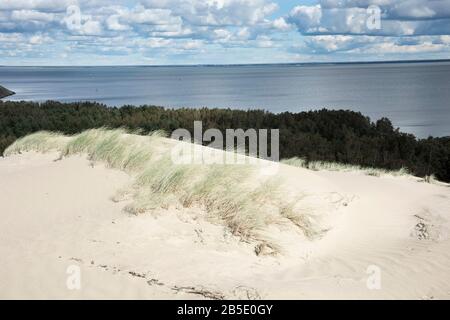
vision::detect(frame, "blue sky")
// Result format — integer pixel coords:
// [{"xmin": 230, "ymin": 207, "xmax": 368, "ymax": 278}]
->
[{"xmin": 1, "ymin": 0, "xmax": 449, "ymax": 65}]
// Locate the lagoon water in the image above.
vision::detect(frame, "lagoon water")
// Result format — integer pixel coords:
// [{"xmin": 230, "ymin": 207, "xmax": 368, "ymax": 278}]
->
[{"xmin": 1, "ymin": 61, "xmax": 449, "ymax": 138}]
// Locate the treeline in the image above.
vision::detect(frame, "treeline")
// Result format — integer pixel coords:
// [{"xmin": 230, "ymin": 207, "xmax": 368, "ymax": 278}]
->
[{"xmin": 1, "ymin": 100, "xmax": 449, "ymax": 182}]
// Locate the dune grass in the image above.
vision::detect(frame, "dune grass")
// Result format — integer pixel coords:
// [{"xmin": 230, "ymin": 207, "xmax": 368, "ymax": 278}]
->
[
  {"xmin": 282, "ymin": 157, "xmax": 410, "ymax": 178},
  {"xmin": 4, "ymin": 131, "xmax": 69, "ymax": 155},
  {"xmin": 5, "ymin": 129, "xmax": 324, "ymax": 253}
]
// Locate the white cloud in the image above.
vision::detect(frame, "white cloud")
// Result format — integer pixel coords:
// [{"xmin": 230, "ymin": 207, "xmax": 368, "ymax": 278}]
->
[
  {"xmin": 29, "ymin": 33, "xmax": 52, "ymax": 44},
  {"xmin": 272, "ymin": 17, "xmax": 292, "ymax": 31},
  {"xmin": 389, "ymin": 0, "xmax": 450, "ymax": 20},
  {"xmin": 302, "ymin": 35, "xmax": 371, "ymax": 53},
  {"xmin": 294, "ymin": 33, "xmax": 450, "ymax": 57},
  {"xmin": 288, "ymin": 5, "xmax": 322, "ymax": 32},
  {"xmin": 0, "ymin": 32, "xmax": 24, "ymax": 43},
  {"xmin": 142, "ymin": 0, "xmax": 278, "ymax": 26},
  {"xmin": 180, "ymin": 39, "xmax": 203, "ymax": 50},
  {"xmin": 11, "ymin": 10, "xmax": 54, "ymax": 22},
  {"xmin": 104, "ymin": 5, "xmax": 184, "ymax": 36},
  {"xmin": 62, "ymin": 5, "xmax": 103, "ymax": 36},
  {"xmin": 441, "ymin": 35, "xmax": 450, "ymax": 44},
  {"xmin": 287, "ymin": 1, "xmax": 450, "ymax": 36},
  {"xmin": 142, "ymin": 37, "xmax": 173, "ymax": 48},
  {"xmin": 1, "ymin": 0, "xmax": 450, "ymax": 64},
  {"xmin": 285, "ymin": 0, "xmax": 450, "ymax": 57},
  {"xmin": 362, "ymin": 41, "xmax": 445, "ymax": 53},
  {"xmin": 106, "ymin": 14, "xmax": 130, "ymax": 31},
  {"xmin": 256, "ymin": 35, "xmax": 275, "ymax": 47},
  {"xmin": 79, "ymin": 20, "xmax": 102, "ymax": 35}
]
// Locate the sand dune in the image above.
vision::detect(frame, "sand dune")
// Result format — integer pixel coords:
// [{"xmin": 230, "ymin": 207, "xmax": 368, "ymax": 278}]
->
[{"xmin": 0, "ymin": 130, "xmax": 449, "ymax": 299}]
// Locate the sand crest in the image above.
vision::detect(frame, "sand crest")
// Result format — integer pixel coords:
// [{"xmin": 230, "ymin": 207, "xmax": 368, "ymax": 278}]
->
[{"xmin": 1, "ymin": 132, "xmax": 449, "ymax": 299}]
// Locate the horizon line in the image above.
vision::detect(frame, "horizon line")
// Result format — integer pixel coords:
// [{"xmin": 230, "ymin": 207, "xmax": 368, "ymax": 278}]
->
[{"xmin": 1, "ymin": 58, "xmax": 450, "ymax": 68}]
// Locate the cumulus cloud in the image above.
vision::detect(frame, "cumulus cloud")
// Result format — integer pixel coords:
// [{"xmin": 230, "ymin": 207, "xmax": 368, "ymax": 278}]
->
[
  {"xmin": 290, "ymin": 33, "xmax": 450, "ymax": 58},
  {"xmin": 0, "ymin": 0, "xmax": 450, "ymax": 63},
  {"xmin": 302, "ymin": 35, "xmax": 370, "ymax": 53},
  {"xmin": 285, "ymin": 0, "xmax": 450, "ymax": 57},
  {"xmin": 0, "ymin": 0, "xmax": 280, "ymax": 52},
  {"xmin": 104, "ymin": 5, "xmax": 185, "ymax": 37},
  {"xmin": 272, "ymin": 17, "xmax": 292, "ymax": 31},
  {"xmin": 11, "ymin": 10, "xmax": 55, "ymax": 22},
  {"xmin": 288, "ymin": 5, "xmax": 322, "ymax": 32},
  {"xmin": 142, "ymin": 0, "xmax": 278, "ymax": 26},
  {"xmin": 29, "ymin": 33, "xmax": 53, "ymax": 45},
  {"xmin": 287, "ymin": 0, "xmax": 450, "ymax": 36}
]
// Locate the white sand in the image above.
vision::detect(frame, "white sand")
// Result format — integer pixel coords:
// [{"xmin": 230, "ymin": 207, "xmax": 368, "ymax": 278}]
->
[{"xmin": 0, "ymin": 151, "xmax": 449, "ymax": 299}]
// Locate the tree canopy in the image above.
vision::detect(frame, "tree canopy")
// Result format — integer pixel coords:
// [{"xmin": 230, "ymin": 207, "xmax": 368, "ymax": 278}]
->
[{"xmin": 1, "ymin": 100, "xmax": 449, "ymax": 182}]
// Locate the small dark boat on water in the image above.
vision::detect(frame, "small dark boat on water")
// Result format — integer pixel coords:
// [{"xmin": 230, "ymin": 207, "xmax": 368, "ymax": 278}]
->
[{"xmin": 0, "ymin": 85, "xmax": 15, "ymax": 99}]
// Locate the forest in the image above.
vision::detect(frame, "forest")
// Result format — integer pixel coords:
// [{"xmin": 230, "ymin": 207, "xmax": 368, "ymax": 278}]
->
[{"xmin": 1, "ymin": 100, "xmax": 449, "ymax": 182}]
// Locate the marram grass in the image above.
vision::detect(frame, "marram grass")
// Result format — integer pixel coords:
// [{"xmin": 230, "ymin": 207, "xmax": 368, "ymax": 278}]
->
[
  {"xmin": 4, "ymin": 131, "xmax": 69, "ymax": 155},
  {"xmin": 282, "ymin": 157, "xmax": 411, "ymax": 178},
  {"xmin": 5, "ymin": 129, "xmax": 324, "ymax": 254}
]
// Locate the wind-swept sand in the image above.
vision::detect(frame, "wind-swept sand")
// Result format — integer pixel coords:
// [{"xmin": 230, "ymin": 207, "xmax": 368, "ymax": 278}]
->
[{"xmin": 0, "ymin": 133, "xmax": 449, "ymax": 299}]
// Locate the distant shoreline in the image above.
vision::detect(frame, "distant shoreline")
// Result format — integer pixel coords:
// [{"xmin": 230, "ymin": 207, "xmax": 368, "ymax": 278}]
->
[
  {"xmin": 1, "ymin": 58, "xmax": 449, "ymax": 68},
  {"xmin": 1, "ymin": 61, "xmax": 448, "ymax": 138},
  {"xmin": 0, "ymin": 85, "xmax": 14, "ymax": 99}
]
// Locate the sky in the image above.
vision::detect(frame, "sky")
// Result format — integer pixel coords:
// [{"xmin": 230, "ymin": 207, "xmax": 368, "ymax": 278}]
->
[{"xmin": 1, "ymin": 0, "xmax": 450, "ymax": 65}]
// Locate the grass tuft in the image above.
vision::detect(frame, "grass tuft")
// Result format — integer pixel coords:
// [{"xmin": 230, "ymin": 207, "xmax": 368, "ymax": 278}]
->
[
  {"xmin": 282, "ymin": 157, "xmax": 411, "ymax": 178},
  {"xmin": 4, "ymin": 131, "xmax": 68, "ymax": 156},
  {"xmin": 6, "ymin": 129, "xmax": 329, "ymax": 254}
]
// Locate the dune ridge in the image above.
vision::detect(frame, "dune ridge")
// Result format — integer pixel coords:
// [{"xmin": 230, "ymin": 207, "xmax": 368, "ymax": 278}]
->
[
  {"xmin": 1, "ymin": 129, "xmax": 450, "ymax": 299},
  {"xmin": 5, "ymin": 129, "xmax": 337, "ymax": 254}
]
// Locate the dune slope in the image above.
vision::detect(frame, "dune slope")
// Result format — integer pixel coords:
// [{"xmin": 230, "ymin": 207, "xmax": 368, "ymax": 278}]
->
[{"xmin": 0, "ymin": 130, "xmax": 449, "ymax": 299}]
